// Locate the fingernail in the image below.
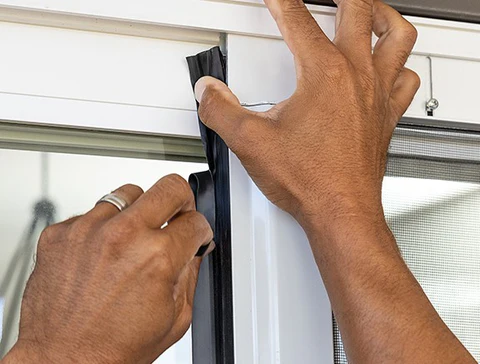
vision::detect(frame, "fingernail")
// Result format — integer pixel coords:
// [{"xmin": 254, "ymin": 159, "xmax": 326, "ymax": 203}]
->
[
  {"xmin": 204, "ymin": 240, "xmax": 216, "ymax": 257},
  {"xmin": 194, "ymin": 77, "xmax": 208, "ymax": 103}
]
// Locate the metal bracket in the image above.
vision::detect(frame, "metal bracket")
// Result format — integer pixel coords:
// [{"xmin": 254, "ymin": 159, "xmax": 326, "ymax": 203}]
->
[{"xmin": 426, "ymin": 56, "xmax": 440, "ymax": 117}]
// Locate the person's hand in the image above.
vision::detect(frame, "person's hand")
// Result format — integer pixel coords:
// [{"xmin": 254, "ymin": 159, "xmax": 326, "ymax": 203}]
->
[
  {"xmin": 195, "ymin": 0, "xmax": 419, "ymax": 234},
  {"xmin": 4, "ymin": 175, "xmax": 213, "ymax": 364},
  {"xmin": 195, "ymin": 2, "xmax": 476, "ymax": 363}
]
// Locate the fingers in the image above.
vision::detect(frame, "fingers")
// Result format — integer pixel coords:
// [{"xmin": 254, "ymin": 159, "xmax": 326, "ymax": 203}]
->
[
  {"xmin": 195, "ymin": 76, "xmax": 260, "ymax": 151},
  {"xmin": 157, "ymin": 260, "xmax": 202, "ymax": 354},
  {"xmin": 161, "ymin": 211, "xmax": 213, "ymax": 271},
  {"xmin": 128, "ymin": 174, "xmax": 195, "ymax": 230},
  {"xmin": 373, "ymin": 0, "xmax": 418, "ymax": 92},
  {"xmin": 181, "ymin": 241, "xmax": 215, "ymax": 307},
  {"xmin": 184, "ymin": 259, "xmax": 202, "ymax": 309},
  {"xmin": 88, "ymin": 184, "xmax": 144, "ymax": 221},
  {"xmin": 333, "ymin": 0, "xmax": 374, "ymax": 61},
  {"xmin": 264, "ymin": 0, "xmax": 335, "ymax": 65},
  {"xmin": 388, "ymin": 68, "xmax": 421, "ymax": 124}
]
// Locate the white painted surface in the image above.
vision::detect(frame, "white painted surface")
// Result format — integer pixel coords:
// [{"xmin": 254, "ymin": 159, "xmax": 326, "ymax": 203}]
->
[
  {"xmin": 228, "ymin": 34, "xmax": 334, "ymax": 364},
  {"xmin": 0, "ymin": 21, "xmax": 209, "ymax": 111},
  {"xmin": 0, "ymin": 19, "xmax": 215, "ymax": 136},
  {"xmin": 0, "ymin": 0, "xmax": 335, "ymax": 41},
  {"xmin": 1, "ymin": 0, "xmax": 480, "ymax": 60},
  {"xmin": 227, "ymin": 36, "xmax": 296, "ymax": 105},
  {"xmin": 431, "ymin": 57, "xmax": 480, "ymax": 124},
  {"xmin": 0, "ymin": 93, "xmax": 201, "ymax": 138}
]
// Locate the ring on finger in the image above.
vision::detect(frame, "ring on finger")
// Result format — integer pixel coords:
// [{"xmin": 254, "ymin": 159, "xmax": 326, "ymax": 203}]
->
[{"xmin": 96, "ymin": 193, "xmax": 129, "ymax": 212}]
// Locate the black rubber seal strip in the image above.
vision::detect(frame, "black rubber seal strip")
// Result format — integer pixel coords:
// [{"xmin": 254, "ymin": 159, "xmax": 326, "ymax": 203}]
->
[
  {"xmin": 305, "ymin": 0, "xmax": 480, "ymax": 24},
  {"xmin": 189, "ymin": 171, "xmax": 215, "ymax": 257},
  {"xmin": 187, "ymin": 47, "xmax": 235, "ymax": 364}
]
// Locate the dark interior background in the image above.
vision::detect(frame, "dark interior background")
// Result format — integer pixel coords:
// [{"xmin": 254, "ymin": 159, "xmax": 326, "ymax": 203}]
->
[{"xmin": 306, "ymin": 0, "xmax": 480, "ymax": 24}]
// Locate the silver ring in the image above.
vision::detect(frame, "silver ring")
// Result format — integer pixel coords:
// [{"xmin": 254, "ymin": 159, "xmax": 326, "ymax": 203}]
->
[{"xmin": 96, "ymin": 193, "xmax": 128, "ymax": 212}]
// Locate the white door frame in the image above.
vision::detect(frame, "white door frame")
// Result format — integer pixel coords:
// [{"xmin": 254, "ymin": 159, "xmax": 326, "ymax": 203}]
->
[{"xmin": 1, "ymin": 2, "xmax": 480, "ymax": 363}]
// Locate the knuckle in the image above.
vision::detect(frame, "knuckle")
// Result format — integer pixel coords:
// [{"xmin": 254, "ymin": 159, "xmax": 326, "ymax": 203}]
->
[
  {"xmin": 180, "ymin": 309, "xmax": 194, "ymax": 330},
  {"xmin": 67, "ymin": 216, "xmax": 96, "ymax": 237},
  {"xmin": 37, "ymin": 224, "xmax": 60, "ymax": 252},
  {"xmin": 100, "ymin": 217, "xmax": 138, "ymax": 248},
  {"xmin": 184, "ymin": 211, "xmax": 214, "ymax": 241},
  {"xmin": 133, "ymin": 244, "xmax": 176, "ymax": 283},
  {"xmin": 166, "ymin": 173, "xmax": 190, "ymax": 190},
  {"xmin": 397, "ymin": 49, "xmax": 412, "ymax": 65},
  {"xmin": 198, "ymin": 85, "xmax": 220, "ymax": 125},
  {"xmin": 412, "ymin": 72, "xmax": 421, "ymax": 90},
  {"xmin": 189, "ymin": 210, "xmax": 211, "ymax": 230},
  {"xmin": 164, "ymin": 174, "xmax": 194, "ymax": 203},
  {"xmin": 152, "ymin": 248, "xmax": 176, "ymax": 279},
  {"xmin": 406, "ymin": 68, "xmax": 421, "ymax": 90},
  {"xmin": 399, "ymin": 21, "xmax": 418, "ymax": 47},
  {"xmin": 320, "ymin": 56, "xmax": 351, "ymax": 82},
  {"xmin": 121, "ymin": 183, "xmax": 144, "ymax": 196}
]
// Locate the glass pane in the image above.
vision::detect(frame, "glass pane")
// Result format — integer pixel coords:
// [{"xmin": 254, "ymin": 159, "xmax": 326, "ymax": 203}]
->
[
  {"xmin": 0, "ymin": 147, "xmax": 207, "ymax": 363},
  {"xmin": 334, "ymin": 127, "xmax": 480, "ymax": 363}
]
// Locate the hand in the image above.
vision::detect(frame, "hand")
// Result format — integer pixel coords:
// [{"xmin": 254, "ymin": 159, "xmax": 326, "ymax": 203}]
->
[
  {"xmin": 4, "ymin": 175, "xmax": 213, "ymax": 364},
  {"xmin": 195, "ymin": 0, "xmax": 419, "ymax": 233},
  {"xmin": 195, "ymin": 2, "xmax": 476, "ymax": 363}
]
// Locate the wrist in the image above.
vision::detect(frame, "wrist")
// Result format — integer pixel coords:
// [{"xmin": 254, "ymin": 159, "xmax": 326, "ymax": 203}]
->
[
  {"xmin": 301, "ymin": 204, "xmax": 404, "ymax": 264},
  {"xmin": 298, "ymin": 194, "xmax": 386, "ymax": 240}
]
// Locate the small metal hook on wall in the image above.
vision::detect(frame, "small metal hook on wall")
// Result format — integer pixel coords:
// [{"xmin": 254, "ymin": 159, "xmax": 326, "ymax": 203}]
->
[{"xmin": 426, "ymin": 56, "xmax": 440, "ymax": 117}]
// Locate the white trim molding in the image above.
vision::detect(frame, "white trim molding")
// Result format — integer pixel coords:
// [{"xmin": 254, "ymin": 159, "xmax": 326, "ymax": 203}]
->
[{"xmin": 1, "ymin": 0, "xmax": 480, "ymax": 60}]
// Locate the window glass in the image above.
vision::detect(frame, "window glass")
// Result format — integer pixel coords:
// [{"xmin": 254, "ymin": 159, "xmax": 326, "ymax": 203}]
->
[
  {"xmin": 0, "ymin": 145, "xmax": 206, "ymax": 363},
  {"xmin": 334, "ymin": 127, "xmax": 480, "ymax": 363}
]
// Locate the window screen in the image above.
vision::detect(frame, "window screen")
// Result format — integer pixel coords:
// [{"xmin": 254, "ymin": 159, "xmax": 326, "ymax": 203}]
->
[{"xmin": 334, "ymin": 126, "xmax": 480, "ymax": 363}]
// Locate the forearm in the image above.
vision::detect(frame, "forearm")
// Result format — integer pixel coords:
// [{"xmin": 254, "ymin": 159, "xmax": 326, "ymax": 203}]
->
[{"xmin": 305, "ymin": 213, "xmax": 475, "ymax": 363}]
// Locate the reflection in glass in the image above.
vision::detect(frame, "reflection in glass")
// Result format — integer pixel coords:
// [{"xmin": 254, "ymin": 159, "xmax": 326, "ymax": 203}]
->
[{"xmin": 0, "ymin": 148, "xmax": 206, "ymax": 363}]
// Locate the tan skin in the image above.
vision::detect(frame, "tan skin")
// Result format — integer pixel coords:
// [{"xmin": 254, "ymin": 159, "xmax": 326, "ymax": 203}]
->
[
  {"xmin": 3, "ymin": 176, "xmax": 214, "ymax": 364},
  {"xmin": 2, "ymin": 0, "xmax": 476, "ymax": 363}
]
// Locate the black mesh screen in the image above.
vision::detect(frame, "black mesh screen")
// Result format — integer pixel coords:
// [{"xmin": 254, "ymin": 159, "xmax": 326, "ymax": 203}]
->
[{"xmin": 333, "ymin": 126, "xmax": 480, "ymax": 363}]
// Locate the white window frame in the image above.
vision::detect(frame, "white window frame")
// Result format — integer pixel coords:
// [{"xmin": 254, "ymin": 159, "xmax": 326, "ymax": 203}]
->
[{"xmin": 1, "ymin": 1, "xmax": 480, "ymax": 363}]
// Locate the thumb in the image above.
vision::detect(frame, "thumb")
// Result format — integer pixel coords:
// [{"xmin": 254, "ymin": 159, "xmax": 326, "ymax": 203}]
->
[{"xmin": 194, "ymin": 76, "xmax": 255, "ymax": 149}]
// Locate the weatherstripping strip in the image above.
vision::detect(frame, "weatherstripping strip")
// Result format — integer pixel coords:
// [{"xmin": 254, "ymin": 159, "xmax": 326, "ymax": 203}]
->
[{"xmin": 187, "ymin": 47, "xmax": 235, "ymax": 364}]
